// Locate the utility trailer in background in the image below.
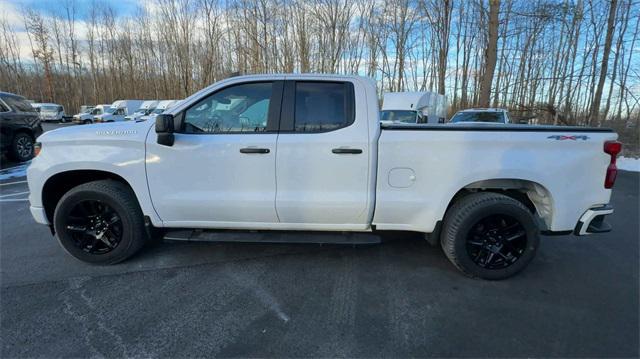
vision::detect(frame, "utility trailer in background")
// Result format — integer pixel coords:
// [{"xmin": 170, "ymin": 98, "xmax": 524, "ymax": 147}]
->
[{"xmin": 381, "ymin": 92, "xmax": 447, "ymax": 124}]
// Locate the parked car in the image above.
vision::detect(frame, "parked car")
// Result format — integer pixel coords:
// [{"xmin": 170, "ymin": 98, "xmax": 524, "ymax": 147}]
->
[
  {"xmin": 139, "ymin": 99, "xmax": 179, "ymax": 121},
  {"xmin": 27, "ymin": 74, "xmax": 620, "ymax": 280},
  {"xmin": 33, "ymin": 103, "xmax": 69, "ymax": 122},
  {"xmin": 381, "ymin": 92, "xmax": 447, "ymax": 124},
  {"xmin": 73, "ymin": 104, "xmax": 111, "ymax": 124},
  {"xmin": 450, "ymin": 108, "xmax": 511, "ymax": 124},
  {"xmin": 0, "ymin": 91, "xmax": 43, "ymax": 162},
  {"xmin": 124, "ymin": 100, "xmax": 158, "ymax": 121},
  {"xmin": 94, "ymin": 100, "xmax": 144, "ymax": 123}
]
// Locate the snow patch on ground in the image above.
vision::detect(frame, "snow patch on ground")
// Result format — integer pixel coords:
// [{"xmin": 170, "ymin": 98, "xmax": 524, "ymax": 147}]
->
[
  {"xmin": 618, "ymin": 156, "xmax": 640, "ymax": 172},
  {"xmin": 0, "ymin": 162, "xmax": 30, "ymax": 180}
]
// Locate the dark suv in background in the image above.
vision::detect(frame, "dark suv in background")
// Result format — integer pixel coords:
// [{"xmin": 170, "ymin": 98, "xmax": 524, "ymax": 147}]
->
[{"xmin": 0, "ymin": 92, "xmax": 43, "ymax": 162}]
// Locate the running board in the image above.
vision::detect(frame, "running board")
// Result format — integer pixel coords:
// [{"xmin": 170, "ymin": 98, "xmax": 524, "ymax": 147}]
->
[{"xmin": 163, "ymin": 229, "xmax": 381, "ymax": 245}]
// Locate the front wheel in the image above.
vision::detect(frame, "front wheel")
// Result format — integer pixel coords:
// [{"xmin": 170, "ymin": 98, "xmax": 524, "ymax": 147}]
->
[
  {"xmin": 9, "ymin": 132, "xmax": 34, "ymax": 162},
  {"xmin": 53, "ymin": 180, "xmax": 148, "ymax": 264},
  {"xmin": 440, "ymin": 192, "xmax": 540, "ymax": 280},
  {"xmin": 83, "ymin": 119, "xmax": 92, "ymax": 124}
]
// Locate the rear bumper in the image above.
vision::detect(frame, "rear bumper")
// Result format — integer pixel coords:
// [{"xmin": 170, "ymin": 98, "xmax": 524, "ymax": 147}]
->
[{"xmin": 574, "ymin": 205, "xmax": 613, "ymax": 236}]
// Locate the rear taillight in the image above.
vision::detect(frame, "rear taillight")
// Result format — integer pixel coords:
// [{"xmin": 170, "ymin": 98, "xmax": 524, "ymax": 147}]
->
[{"xmin": 604, "ymin": 140, "xmax": 622, "ymax": 189}]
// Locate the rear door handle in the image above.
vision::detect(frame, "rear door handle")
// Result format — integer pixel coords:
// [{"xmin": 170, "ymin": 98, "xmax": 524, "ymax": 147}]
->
[
  {"xmin": 332, "ymin": 148, "xmax": 362, "ymax": 154},
  {"xmin": 240, "ymin": 147, "xmax": 270, "ymax": 154}
]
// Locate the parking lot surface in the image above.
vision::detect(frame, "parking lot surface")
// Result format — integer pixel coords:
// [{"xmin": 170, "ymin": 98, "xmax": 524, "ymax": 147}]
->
[{"xmin": 1, "ymin": 123, "xmax": 638, "ymax": 357}]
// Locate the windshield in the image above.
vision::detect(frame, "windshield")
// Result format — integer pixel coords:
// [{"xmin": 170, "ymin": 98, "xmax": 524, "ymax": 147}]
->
[
  {"xmin": 41, "ymin": 105, "xmax": 60, "ymax": 112},
  {"xmin": 81, "ymin": 107, "xmax": 94, "ymax": 113},
  {"xmin": 152, "ymin": 107, "xmax": 165, "ymax": 114},
  {"xmin": 104, "ymin": 107, "xmax": 116, "ymax": 114},
  {"xmin": 380, "ymin": 110, "xmax": 417, "ymax": 123},
  {"xmin": 450, "ymin": 112, "xmax": 505, "ymax": 123}
]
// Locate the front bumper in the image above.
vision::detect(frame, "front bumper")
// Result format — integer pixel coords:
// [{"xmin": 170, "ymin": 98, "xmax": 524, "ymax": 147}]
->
[
  {"xmin": 574, "ymin": 205, "xmax": 613, "ymax": 235},
  {"xmin": 30, "ymin": 206, "xmax": 49, "ymax": 225}
]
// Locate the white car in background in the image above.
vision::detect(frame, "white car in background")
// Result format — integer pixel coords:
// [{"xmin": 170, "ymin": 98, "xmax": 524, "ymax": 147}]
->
[
  {"xmin": 34, "ymin": 103, "xmax": 67, "ymax": 122},
  {"xmin": 124, "ymin": 100, "xmax": 159, "ymax": 121},
  {"xmin": 140, "ymin": 100, "xmax": 180, "ymax": 121},
  {"xmin": 94, "ymin": 100, "xmax": 144, "ymax": 123},
  {"xmin": 73, "ymin": 104, "xmax": 112, "ymax": 124},
  {"xmin": 450, "ymin": 108, "xmax": 511, "ymax": 124}
]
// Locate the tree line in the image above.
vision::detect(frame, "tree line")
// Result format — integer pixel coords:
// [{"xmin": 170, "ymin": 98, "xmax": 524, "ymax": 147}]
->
[{"xmin": 0, "ymin": 0, "xmax": 638, "ymax": 132}]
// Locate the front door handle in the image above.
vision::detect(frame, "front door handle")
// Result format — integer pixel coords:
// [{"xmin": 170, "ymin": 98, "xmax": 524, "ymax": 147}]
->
[
  {"xmin": 240, "ymin": 147, "xmax": 270, "ymax": 154},
  {"xmin": 332, "ymin": 148, "xmax": 363, "ymax": 154}
]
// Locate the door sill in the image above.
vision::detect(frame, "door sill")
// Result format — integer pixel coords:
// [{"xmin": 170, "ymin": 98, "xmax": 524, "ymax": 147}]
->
[{"xmin": 163, "ymin": 229, "xmax": 381, "ymax": 245}]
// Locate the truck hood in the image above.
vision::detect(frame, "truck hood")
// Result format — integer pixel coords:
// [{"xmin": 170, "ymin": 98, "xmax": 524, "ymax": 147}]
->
[{"xmin": 37, "ymin": 119, "xmax": 154, "ymax": 144}]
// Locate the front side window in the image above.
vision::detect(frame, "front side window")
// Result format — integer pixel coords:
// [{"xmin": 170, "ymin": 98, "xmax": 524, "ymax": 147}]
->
[
  {"xmin": 183, "ymin": 82, "xmax": 273, "ymax": 134},
  {"xmin": 114, "ymin": 108, "xmax": 125, "ymax": 115}
]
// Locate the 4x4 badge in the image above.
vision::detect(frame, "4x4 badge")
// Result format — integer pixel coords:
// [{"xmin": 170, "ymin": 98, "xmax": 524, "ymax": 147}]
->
[{"xmin": 547, "ymin": 135, "xmax": 589, "ymax": 141}]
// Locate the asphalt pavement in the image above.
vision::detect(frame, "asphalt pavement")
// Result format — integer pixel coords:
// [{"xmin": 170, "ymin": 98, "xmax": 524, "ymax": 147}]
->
[{"xmin": 0, "ymin": 122, "xmax": 638, "ymax": 357}]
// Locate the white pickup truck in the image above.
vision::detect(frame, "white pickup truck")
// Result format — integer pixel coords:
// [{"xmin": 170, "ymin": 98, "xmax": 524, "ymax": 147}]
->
[{"xmin": 27, "ymin": 74, "xmax": 621, "ymax": 279}]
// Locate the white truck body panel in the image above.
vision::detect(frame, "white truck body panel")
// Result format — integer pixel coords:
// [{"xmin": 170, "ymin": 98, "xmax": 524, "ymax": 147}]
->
[
  {"xmin": 28, "ymin": 74, "xmax": 616, "ymax": 237},
  {"xmin": 373, "ymin": 125, "xmax": 616, "ymax": 232}
]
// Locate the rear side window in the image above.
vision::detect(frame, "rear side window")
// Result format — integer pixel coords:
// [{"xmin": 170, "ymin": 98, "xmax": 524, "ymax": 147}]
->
[
  {"xmin": 294, "ymin": 82, "xmax": 353, "ymax": 132},
  {"xmin": 2, "ymin": 96, "xmax": 35, "ymax": 112}
]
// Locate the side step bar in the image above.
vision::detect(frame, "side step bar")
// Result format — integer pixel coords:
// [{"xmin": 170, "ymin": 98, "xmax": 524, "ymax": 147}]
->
[{"xmin": 163, "ymin": 229, "xmax": 381, "ymax": 245}]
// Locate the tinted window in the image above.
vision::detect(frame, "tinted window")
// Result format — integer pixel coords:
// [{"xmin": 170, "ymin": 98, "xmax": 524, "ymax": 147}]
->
[
  {"xmin": 294, "ymin": 82, "xmax": 352, "ymax": 132},
  {"xmin": 380, "ymin": 110, "xmax": 417, "ymax": 123},
  {"xmin": 2, "ymin": 95, "xmax": 35, "ymax": 112},
  {"xmin": 0, "ymin": 101, "xmax": 8, "ymax": 112},
  {"xmin": 450, "ymin": 112, "xmax": 505, "ymax": 123},
  {"xmin": 184, "ymin": 82, "xmax": 273, "ymax": 133}
]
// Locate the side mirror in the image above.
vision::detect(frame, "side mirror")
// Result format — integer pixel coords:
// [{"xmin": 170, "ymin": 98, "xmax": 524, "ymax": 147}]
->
[{"xmin": 156, "ymin": 114, "xmax": 175, "ymax": 146}]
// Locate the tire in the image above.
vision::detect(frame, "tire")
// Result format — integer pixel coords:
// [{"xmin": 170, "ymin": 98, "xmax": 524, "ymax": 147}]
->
[
  {"xmin": 83, "ymin": 119, "xmax": 92, "ymax": 124},
  {"xmin": 9, "ymin": 132, "xmax": 34, "ymax": 162},
  {"xmin": 440, "ymin": 192, "xmax": 540, "ymax": 280},
  {"xmin": 53, "ymin": 180, "xmax": 147, "ymax": 265}
]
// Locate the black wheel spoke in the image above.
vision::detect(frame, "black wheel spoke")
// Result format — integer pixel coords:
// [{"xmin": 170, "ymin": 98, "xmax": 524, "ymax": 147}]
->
[
  {"xmin": 64, "ymin": 200, "xmax": 122, "ymax": 255},
  {"xmin": 466, "ymin": 214, "xmax": 528, "ymax": 270}
]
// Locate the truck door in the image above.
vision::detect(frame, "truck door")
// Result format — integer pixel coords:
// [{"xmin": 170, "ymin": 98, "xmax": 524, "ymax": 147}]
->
[
  {"xmin": 146, "ymin": 81, "xmax": 283, "ymax": 226},
  {"xmin": 275, "ymin": 80, "xmax": 372, "ymax": 229}
]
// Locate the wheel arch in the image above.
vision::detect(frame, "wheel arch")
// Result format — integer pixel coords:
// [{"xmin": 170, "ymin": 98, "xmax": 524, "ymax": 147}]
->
[
  {"xmin": 445, "ymin": 178, "xmax": 554, "ymax": 230},
  {"xmin": 42, "ymin": 170, "xmax": 136, "ymax": 224}
]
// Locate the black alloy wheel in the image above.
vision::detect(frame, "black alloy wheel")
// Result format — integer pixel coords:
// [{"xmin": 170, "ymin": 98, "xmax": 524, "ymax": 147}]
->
[
  {"xmin": 466, "ymin": 214, "xmax": 527, "ymax": 270},
  {"xmin": 64, "ymin": 199, "xmax": 124, "ymax": 254},
  {"xmin": 440, "ymin": 192, "xmax": 540, "ymax": 280},
  {"xmin": 13, "ymin": 133, "xmax": 34, "ymax": 161}
]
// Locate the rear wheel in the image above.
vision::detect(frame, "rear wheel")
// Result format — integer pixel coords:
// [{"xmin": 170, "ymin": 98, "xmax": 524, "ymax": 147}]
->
[
  {"xmin": 53, "ymin": 180, "xmax": 147, "ymax": 264},
  {"xmin": 9, "ymin": 132, "xmax": 34, "ymax": 162},
  {"xmin": 441, "ymin": 192, "xmax": 540, "ymax": 280}
]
